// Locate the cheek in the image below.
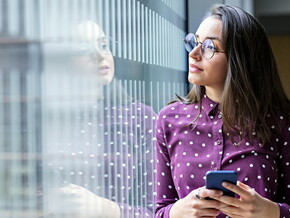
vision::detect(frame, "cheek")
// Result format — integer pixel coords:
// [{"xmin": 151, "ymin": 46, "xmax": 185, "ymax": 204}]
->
[
  {"xmin": 212, "ymin": 59, "xmax": 228, "ymax": 80},
  {"xmin": 221, "ymin": 62, "xmax": 228, "ymax": 80},
  {"xmin": 108, "ymin": 56, "xmax": 115, "ymax": 76},
  {"xmin": 219, "ymin": 64, "xmax": 228, "ymax": 80}
]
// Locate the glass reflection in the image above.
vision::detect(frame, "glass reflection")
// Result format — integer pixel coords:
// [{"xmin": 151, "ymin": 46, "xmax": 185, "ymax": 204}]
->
[{"xmin": 42, "ymin": 21, "xmax": 156, "ymax": 217}]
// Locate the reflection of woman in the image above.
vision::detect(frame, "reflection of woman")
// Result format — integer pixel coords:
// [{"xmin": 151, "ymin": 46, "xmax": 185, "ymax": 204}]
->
[
  {"xmin": 43, "ymin": 21, "xmax": 156, "ymax": 217},
  {"xmin": 155, "ymin": 4, "xmax": 290, "ymax": 218}
]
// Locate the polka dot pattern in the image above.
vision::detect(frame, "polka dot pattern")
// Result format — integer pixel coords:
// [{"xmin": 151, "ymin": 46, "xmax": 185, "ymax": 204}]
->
[
  {"xmin": 155, "ymin": 95, "xmax": 290, "ymax": 217},
  {"xmin": 46, "ymin": 101, "xmax": 157, "ymax": 216}
]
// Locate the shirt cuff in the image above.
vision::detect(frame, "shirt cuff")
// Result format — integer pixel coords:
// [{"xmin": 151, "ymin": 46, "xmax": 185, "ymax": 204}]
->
[
  {"xmin": 119, "ymin": 203, "xmax": 153, "ymax": 217},
  {"xmin": 277, "ymin": 202, "xmax": 290, "ymax": 218},
  {"xmin": 155, "ymin": 203, "xmax": 174, "ymax": 218}
]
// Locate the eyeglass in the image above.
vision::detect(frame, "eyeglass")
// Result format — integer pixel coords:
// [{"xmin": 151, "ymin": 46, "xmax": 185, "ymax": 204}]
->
[
  {"xmin": 183, "ymin": 33, "xmax": 225, "ymax": 59},
  {"xmin": 75, "ymin": 37, "xmax": 113, "ymax": 62},
  {"xmin": 96, "ymin": 37, "xmax": 112, "ymax": 55}
]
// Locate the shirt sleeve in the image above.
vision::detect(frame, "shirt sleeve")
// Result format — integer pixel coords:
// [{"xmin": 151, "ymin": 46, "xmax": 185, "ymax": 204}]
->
[
  {"xmin": 119, "ymin": 104, "xmax": 157, "ymax": 217},
  {"xmin": 119, "ymin": 203, "xmax": 153, "ymax": 217},
  {"xmin": 154, "ymin": 113, "xmax": 179, "ymax": 217},
  {"xmin": 276, "ymin": 120, "xmax": 290, "ymax": 218}
]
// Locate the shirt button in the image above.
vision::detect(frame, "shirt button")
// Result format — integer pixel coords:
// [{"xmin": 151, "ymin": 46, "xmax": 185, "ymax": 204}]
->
[
  {"xmin": 213, "ymin": 167, "xmax": 218, "ymax": 171},
  {"xmin": 216, "ymin": 140, "xmax": 222, "ymax": 145}
]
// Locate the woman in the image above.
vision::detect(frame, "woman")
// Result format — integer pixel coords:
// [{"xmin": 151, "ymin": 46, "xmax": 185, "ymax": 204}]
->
[
  {"xmin": 155, "ymin": 4, "xmax": 290, "ymax": 218},
  {"xmin": 43, "ymin": 21, "xmax": 156, "ymax": 217}
]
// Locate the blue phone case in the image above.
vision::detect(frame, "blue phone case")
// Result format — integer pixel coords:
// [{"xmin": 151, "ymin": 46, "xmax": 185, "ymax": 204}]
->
[{"xmin": 206, "ymin": 171, "xmax": 237, "ymax": 197}]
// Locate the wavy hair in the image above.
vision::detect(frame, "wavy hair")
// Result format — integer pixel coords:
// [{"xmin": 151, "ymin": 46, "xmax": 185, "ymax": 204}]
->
[{"xmin": 176, "ymin": 4, "xmax": 290, "ymax": 145}]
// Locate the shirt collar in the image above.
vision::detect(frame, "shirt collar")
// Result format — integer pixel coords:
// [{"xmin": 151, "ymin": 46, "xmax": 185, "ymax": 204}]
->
[{"xmin": 201, "ymin": 95, "xmax": 219, "ymax": 116}]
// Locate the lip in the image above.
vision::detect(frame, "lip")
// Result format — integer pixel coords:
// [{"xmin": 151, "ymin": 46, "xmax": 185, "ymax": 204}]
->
[
  {"xmin": 98, "ymin": 65, "xmax": 110, "ymax": 74},
  {"xmin": 189, "ymin": 63, "xmax": 202, "ymax": 73}
]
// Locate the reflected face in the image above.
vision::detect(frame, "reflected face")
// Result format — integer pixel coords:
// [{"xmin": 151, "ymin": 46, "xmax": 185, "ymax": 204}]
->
[
  {"xmin": 73, "ymin": 21, "xmax": 115, "ymax": 86},
  {"xmin": 188, "ymin": 16, "xmax": 228, "ymax": 92}
]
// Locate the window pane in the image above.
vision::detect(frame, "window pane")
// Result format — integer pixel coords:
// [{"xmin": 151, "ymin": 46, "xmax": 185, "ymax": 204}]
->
[{"xmin": 0, "ymin": 0, "xmax": 187, "ymax": 217}]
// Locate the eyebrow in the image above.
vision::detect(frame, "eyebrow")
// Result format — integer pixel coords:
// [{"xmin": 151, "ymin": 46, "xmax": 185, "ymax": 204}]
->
[
  {"xmin": 195, "ymin": 34, "xmax": 222, "ymax": 42},
  {"xmin": 97, "ymin": 36, "xmax": 108, "ymax": 42}
]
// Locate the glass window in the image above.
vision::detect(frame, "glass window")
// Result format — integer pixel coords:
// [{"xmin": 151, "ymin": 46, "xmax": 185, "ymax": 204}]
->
[{"xmin": 0, "ymin": 0, "xmax": 187, "ymax": 217}]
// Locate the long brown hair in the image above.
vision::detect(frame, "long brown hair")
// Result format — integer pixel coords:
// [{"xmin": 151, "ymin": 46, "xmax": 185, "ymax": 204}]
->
[{"xmin": 177, "ymin": 4, "xmax": 290, "ymax": 145}]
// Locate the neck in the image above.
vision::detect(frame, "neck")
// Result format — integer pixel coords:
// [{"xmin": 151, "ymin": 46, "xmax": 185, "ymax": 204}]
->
[{"xmin": 205, "ymin": 86, "xmax": 223, "ymax": 103}]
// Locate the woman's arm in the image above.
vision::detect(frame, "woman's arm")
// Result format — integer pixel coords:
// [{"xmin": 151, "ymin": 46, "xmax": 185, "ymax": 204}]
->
[
  {"xmin": 154, "ymin": 114, "xmax": 225, "ymax": 218},
  {"xmin": 211, "ymin": 120, "xmax": 290, "ymax": 218},
  {"xmin": 275, "ymin": 119, "xmax": 290, "ymax": 217},
  {"xmin": 211, "ymin": 181, "xmax": 280, "ymax": 218},
  {"xmin": 154, "ymin": 114, "xmax": 180, "ymax": 217}
]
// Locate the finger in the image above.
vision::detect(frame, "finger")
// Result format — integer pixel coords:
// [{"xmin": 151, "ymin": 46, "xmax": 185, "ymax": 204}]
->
[
  {"xmin": 60, "ymin": 187, "xmax": 74, "ymax": 194},
  {"xmin": 202, "ymin": 217, "xmax": 217, "ymax": 218},
  {"xmin": 189, "ymin": 187, "xmax": 204, "ymax": 198},
  {"xmin": 210, "ymin": 194, "xmax": 241, "ymax": 207},
  {"xmin": 196, "ymin": 198, "xmax": 229, "ymax": 210},
  {"xmin": 221, "ymin": 211, "xmax": 244, "ymax": 218},
  {"xmin": 198, "ymin": 188, "xmax": 223, "ymax": 199},
  {"xmin": 220, "ymin": 205, "xmax": 245, "ymax": 216},
  {"xmin": 236, "ymin": 181, "xmax": 251, "ymax": 190},
  {"xmin": 198, "ymin": 208, "xmax": 220, "ymax": 217},
  {"xmin": 222, "ymin": 181, "xmax": 250, "ymax": 197},
  {"xmin": 60, "ymin": 186, "xmax": 81, "ymax": 197},
  {"xmin": 67, "ymin": 183, "xmax": 82, "ymax": 189}
]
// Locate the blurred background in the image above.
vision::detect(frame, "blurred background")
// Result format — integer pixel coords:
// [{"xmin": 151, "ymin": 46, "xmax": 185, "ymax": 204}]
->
[{"xmin": 0, "ymin": 0, "xmax": 289, "ymax": 217}]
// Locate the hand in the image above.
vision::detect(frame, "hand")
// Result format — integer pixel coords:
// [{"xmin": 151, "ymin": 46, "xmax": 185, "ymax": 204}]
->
[
  {"xmin": 211, "ymin": 181, "xmax": 280, "ymax": 218},
  {"xmin": 169, "ymin": 187, "xmax": 226, "ymax": 218},
  {"xmin": 45, "ymin": 183, "xmax": 121, "ymax": 218}
]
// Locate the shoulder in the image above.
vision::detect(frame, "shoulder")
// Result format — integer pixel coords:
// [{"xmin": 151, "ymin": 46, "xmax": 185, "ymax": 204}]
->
[
  {"xmin": 156, "ymin": 101, "xmax": 198, "ymax": 130},
  {"xmin": 157, "ymin": 101, "xmax": 190, "ymax": 118},
  {"xmin": 129, "ymin": 102, "xmax": 157, "ymax": 118},
  {"xmin": 269, "ymin": 113, "xmax": 290, "ymax": 134},
  {"xmin": 267, "ymin": 113, "xmax": 290, "ymax": 149},
  {"xmin": 280, "ymin": 115, "xmax": 290, "ymax": 138}
]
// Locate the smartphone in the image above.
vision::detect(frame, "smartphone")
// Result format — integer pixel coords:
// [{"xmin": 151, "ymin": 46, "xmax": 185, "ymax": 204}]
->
[{"xmin": 206, "ymin": 170, "xmax": 237, "ymax": 197}]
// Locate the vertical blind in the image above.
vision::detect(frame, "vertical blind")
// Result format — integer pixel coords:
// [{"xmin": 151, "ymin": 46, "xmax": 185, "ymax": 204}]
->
[
  {"xmin": 40, "ymin": 0, "xmax": 186, "ymax": 70},
  {"xmin": 0, "ymin": 0, "xmax": 187, "ymax": 217}
]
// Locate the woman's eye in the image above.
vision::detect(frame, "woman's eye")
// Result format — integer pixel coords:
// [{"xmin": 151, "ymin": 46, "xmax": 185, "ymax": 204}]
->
[
  {"xmin": 100, "ymin": 43, "xmax": 107, "ymax": 49},
  {"xmin": 207, "ymin": 45, "xmax": 215, "ymax": 50},
  {"xmin": 203, "ymin": 39, "xmax": 216, "ymax": 51},
  {"xmin": 100, "ymin": 42, "xmax": 111, "ymax": 52}
]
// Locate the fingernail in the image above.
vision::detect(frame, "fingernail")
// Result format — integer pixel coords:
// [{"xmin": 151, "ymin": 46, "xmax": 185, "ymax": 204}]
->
[
  {"xmin": 222, "ymin": 182, "xmax": 228, "ymax": 187},
  {"xmin": 217, "ymin": 191, "xmax": 223, "ymax": 196}
]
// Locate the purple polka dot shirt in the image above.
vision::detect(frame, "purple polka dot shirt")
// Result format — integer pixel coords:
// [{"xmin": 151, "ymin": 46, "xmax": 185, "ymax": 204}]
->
[{"xmin": 154, "ymin": 95, "xmax": 290, "ymax": 217}]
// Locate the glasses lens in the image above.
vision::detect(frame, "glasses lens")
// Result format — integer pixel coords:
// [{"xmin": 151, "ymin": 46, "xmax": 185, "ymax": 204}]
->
[
  {"xmin": 74, "ymin": 43, "xmax": 95, "ymax": 62},
  {"xmin": 201, "ymin": 39, "xmax": 215, "ymax": 59},
  {"xmin": 184, "ymin": 33, "xmax": 196, "ymax": 53},
  {"xmin": 98, "ymin": 38, "xmax": 112, "ymax": 55}
]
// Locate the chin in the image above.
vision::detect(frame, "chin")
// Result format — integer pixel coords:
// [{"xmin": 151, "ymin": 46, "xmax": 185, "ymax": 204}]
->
[
  {"xmin": 188, "ymin": 78, "xmax": 200, "ymax": 86},
  {"xmin": 98, "ymin": 75, "xmax": 114, "ymax": 86}
]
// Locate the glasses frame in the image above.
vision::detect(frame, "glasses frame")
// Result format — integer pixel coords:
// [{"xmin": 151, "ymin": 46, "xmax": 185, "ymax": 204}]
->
[
  {"xmin": 184, "ymin": 33, "xmax": 225, "ymax": 59},
  {"xmin": 72, "ymin": 38, "xmax": 113, "ymax": 63}
]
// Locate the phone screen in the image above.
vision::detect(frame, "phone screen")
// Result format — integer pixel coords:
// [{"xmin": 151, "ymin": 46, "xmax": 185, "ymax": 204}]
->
[{"xmin": 206, "ymin": 170, "xmax": 237, "ymax": 197}]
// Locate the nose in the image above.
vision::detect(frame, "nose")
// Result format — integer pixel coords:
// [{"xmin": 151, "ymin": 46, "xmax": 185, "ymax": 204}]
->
[
  {"xmin": 189, "ymin": 44, "xmax": 202, "ymax": 60},
  {"xmin": 94, "ymin": 47, "xmax": 106, "ymax": 62}
]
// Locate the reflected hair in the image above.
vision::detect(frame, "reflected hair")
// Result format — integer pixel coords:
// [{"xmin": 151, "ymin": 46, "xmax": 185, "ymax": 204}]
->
[{"xmin": 174, "ymin": 4, "xmax": 290, "ymax": 145}]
